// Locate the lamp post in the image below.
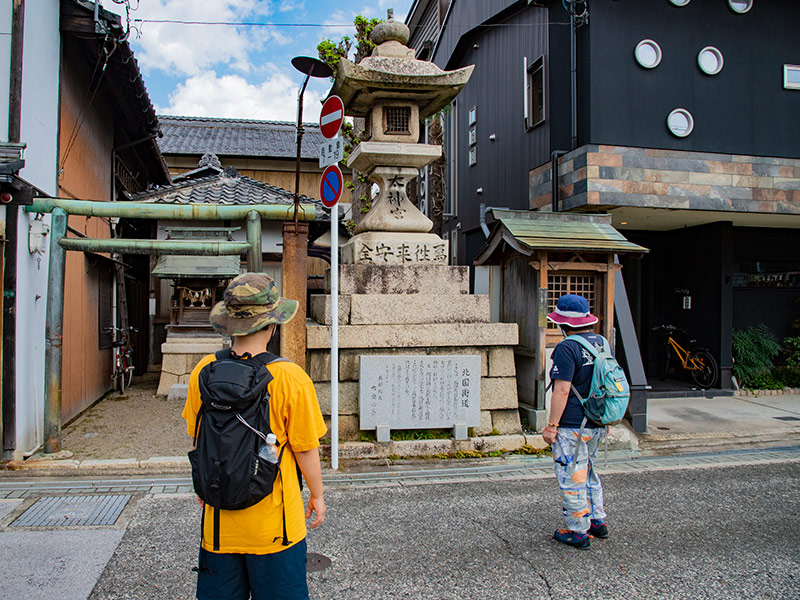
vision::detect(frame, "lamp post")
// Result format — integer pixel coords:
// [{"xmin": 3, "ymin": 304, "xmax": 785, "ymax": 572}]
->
[{"xmin": 281, "ymin": 57, "xmax": 333, "ymax": 367}]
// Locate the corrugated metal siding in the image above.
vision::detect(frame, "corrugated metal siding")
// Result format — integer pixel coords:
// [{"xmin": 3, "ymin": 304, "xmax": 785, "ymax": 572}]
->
[
  {"xmin": 438, "ymin": 5, "xmax": 550, "ymax": 264},
  {"xmin": 432, "ymin": 0, "xmax": 519, "ymax": 68},
  {"xmin": 408, "ymin": 0, "xmax": 440, "ymax": 55}
]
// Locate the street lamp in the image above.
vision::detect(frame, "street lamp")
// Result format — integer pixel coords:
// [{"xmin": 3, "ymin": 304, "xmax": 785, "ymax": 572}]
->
[
  {"xmin": 290, "ymin": 56, "xmax": 333, "ymax": 222},
  {"xmin": 280, "ymin": 56, "xmax": 333, "ymax": 368}
]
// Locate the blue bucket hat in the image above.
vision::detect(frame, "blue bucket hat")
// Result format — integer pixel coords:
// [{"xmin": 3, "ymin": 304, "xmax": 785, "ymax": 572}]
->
[{"xmin": 546, "ymin": 294, "xmax": 598, "ymax": 328}]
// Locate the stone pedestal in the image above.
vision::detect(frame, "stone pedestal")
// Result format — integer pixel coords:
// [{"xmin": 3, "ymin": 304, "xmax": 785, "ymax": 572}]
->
[
  {"xmin": 307, "ymin": 264, "xmax": 522, "ymax": 440},
  {"xmin": 157, "ymin": 334, "xmax": 225, "ymax": 396}
]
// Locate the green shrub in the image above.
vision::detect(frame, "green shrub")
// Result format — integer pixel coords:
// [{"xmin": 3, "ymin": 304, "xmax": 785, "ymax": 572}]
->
[
  {"xmin": 732, "ymin": 324, "xmax": 782, "ymax": 387},
  {"xmin": 746, "ymin": 371, "xmax": 784, "ymax": 390},
  {"xmin": 390, "ymin": 429, "xmax": 450, "ymax": 441},
  {"xmin": 773, "ymin": 366, "xmax": 800, "ymax": 388},
  {"xmin": 784, "ymin": 336, "xmax": 800, "ymax": 369}
]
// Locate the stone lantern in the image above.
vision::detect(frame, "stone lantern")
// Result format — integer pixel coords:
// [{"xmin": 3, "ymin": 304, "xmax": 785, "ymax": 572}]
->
[
  {"xmin": 307, "ymin": 12, "xmax": 523, "ymax": 449},
  {"xmin": 330, "ymin": 9, "xmax": 473, "ymax": 264}
]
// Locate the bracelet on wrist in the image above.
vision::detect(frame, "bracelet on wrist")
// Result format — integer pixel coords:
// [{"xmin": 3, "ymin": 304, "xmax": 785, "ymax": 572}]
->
[{"xmin": 547, "ymin": 421, "xmax": 559, "ymax": 428}]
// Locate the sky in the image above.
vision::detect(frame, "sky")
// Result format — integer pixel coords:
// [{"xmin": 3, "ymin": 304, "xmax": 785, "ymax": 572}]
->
[{"xmin": 105, "ymin": 0, "xmax": 415, "ymax": 124}]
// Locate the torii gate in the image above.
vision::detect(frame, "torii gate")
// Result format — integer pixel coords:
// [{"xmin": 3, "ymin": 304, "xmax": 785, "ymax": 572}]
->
[{"xmin": 25, "ymin": 198, "xmax": 317, "ymax": 453}]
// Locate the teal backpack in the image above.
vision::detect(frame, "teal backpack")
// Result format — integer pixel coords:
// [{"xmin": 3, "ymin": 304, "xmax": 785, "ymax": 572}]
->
[{"xmin": 566, "ymin": 335, "xmax": 630, "ymax": 426}]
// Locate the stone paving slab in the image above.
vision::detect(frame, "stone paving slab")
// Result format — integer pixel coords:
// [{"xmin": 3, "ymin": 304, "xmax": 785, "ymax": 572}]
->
[{"xmin": 1, "ymin": 446, "xmax": 797, "ymax": 497}]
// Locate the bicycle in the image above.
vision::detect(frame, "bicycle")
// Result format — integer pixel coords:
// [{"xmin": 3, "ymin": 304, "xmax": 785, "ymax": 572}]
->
[
  {"xmin": 652, "ymin": 325, "xmax": 719, "ymax": 389},
  {"xmin": 104, "ymin": 326, "xmax": 137, "ymax": 394}
]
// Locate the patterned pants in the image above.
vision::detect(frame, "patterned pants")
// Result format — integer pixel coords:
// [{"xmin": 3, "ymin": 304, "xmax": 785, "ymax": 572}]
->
[{"xmin": 552, "ymin": 427, "xmax": 607, "ymax": 533}]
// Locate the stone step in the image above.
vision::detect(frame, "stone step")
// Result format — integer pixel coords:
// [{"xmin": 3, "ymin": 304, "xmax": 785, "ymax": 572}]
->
[
  {"xmin": 306, "ymin": 321, "xmax": 518, "ymax": 349},
  {"xmin": 309, "ymin": 293, "xmax": 490, "ymax": 325},
  {"xmin": 330, "ymin": 264, "xmax": 469, "ymax": 295}
]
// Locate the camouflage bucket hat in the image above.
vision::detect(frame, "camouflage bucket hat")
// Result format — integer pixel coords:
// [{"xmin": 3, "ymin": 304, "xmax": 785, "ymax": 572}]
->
[{"xmin": 209, "ymin": 273, "xmax": 298, "ymax": 337}]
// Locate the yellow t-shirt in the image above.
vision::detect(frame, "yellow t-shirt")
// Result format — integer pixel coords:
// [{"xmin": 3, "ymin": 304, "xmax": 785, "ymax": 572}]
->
[{"xmin": 182, "ymin": 353, "xmax": 327, "ymax": 554}]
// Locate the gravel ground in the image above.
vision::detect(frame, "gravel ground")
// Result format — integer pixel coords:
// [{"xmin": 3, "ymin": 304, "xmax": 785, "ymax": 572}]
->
[{"xmin": 61, "ymin": 381, "xmax": 193, "ymax": 461}]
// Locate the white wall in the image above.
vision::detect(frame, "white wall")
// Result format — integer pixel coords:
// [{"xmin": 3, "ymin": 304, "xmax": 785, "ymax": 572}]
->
[{"xmin": 5, "ymin": 1, "xmax": 61, "ymax": 456}]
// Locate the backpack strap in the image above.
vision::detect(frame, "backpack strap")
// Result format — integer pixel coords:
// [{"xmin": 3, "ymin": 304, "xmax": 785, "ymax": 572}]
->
[{"xmin": 565, "ymin": 334, "xmax": 609, "ymax": 356}]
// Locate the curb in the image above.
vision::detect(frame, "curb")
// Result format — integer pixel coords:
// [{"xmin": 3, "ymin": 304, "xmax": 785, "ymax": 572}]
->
[
  {"xmin": 737, "ymin": 388, "xmax": 800, "ymax": 397},
  {"xmin": 0, "ymin": 425, "xmax": 641, "ymax": 476}
]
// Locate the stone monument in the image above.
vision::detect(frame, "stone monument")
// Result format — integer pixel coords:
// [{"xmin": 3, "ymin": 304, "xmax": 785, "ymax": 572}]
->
[{"xmin": 306, "ymin": 11, "xmax": 522, "ymax": 446}]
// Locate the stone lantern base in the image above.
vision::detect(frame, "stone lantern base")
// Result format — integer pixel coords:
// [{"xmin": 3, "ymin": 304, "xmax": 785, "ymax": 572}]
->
[{"xmin": 306, "ymin": 264, "xmax": 522, "ymax": 441}]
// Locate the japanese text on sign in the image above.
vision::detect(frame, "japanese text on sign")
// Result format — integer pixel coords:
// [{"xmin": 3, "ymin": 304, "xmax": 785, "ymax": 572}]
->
[
  {"xmin": 319, "ymin": 136, "xmax": 344, "ymax": 168},
  {"xmin": 359, "ymin": 355, "xmax": 481, "ymax": 430}
]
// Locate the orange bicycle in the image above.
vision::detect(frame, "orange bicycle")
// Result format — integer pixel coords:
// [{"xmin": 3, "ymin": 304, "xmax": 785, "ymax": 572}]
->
[{"xmin": 652, "ymin": 325, "xmax": 719, "ymax": 389}]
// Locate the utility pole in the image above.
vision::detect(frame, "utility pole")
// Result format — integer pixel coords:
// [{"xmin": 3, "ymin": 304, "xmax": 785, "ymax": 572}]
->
[{"xmin": 2, "ymin": 0, "xmax": 25, "ymax": 459}]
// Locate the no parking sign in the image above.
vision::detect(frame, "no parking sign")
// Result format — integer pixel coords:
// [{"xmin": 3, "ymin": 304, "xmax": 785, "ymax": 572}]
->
[{"xmin": 319, "ymin": 164, "xmax": 343, "ymax": 208}]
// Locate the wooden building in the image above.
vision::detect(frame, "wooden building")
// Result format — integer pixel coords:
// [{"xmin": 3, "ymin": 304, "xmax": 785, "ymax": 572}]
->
[
  {"xmin": 474, "ymin": 210, "xmax": 647, "ymax": 430},
  {"xmin": 0, "ymin": 0, "xmax": 169, "ymax": 458},
  {"xmin": 58, "ymin": 1, "xmax": 170, "ymax": 424}
]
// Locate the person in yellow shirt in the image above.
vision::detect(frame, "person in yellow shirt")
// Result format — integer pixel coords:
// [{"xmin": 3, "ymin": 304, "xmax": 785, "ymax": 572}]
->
[{"xmin": 182, "ymin": 272, "xmax": 326, "ymax": 600}]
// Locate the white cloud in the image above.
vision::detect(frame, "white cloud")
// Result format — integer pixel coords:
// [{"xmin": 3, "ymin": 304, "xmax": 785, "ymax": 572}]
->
[
  {"xmin": 278, "ymin": 1, "xmax": 305, "ymax": 12},
  {"xmin": 129, "ymin": 0, "xmax": 273, "ymax": 76},
  {"xmin": 158, "ymin": 70, "xmax": 326, "ymax": 122}
]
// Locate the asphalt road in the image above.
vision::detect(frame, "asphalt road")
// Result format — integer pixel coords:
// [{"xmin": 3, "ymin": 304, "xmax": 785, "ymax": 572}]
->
[{"xmin": 73, "ymin": 461, "xmax": 798, "ymax": 600}]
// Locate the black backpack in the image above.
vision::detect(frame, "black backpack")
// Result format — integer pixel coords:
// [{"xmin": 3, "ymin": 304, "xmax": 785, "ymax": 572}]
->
[{"xmin": 189, "ymin": 349, "xmax": 291, "ymax": 550}]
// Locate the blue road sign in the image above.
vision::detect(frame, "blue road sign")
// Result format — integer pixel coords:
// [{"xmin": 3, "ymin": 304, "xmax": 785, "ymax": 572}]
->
[{"xmin": 320, "ymin": 164, "xmax": 343, "ymax": 208}]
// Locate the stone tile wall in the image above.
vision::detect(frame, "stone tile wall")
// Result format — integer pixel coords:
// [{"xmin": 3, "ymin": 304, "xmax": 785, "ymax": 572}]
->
[{"xmin": 530, "ymin": 144, "xmax": 800, "ymax": 213}]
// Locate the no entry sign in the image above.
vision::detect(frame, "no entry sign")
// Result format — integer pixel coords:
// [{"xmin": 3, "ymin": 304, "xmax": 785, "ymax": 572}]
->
[
  {"xmin": 320, "ymin": 164, "xmax": 343, "ymax": 208},
  {"xmin": 320, "ymin": 95, "xmax": 344, "ymax": 139}
]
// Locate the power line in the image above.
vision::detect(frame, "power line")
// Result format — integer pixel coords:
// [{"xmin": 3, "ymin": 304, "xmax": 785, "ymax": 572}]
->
[
  {"xmin": 135, "ymin": 19, "xmax": 353, "ymax": 27},
  {"xmin": 133, "ymin": 19, "xmax": 571, "ymax": 28}
]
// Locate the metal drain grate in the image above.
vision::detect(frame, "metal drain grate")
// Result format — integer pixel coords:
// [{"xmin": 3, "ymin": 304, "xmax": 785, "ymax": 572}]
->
[{"xmin": 10, "ymin": 494, "xmax": 131, "ymax": 528}]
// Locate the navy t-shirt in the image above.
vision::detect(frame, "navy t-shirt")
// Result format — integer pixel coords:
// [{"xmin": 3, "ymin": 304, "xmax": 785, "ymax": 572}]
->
[{"xmin": 549, "ymin": 332, "xmax": 606, "ymax": 428}]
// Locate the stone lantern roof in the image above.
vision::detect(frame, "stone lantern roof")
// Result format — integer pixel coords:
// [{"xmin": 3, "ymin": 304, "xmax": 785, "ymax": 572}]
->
[{"xmin": 329, "ymin": 10, "xmax": 473, "ymax": 119}]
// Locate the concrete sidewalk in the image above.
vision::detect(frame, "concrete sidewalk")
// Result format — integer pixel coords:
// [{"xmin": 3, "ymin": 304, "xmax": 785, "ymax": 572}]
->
[{"xmin": 640, "ymin": 392, "xmax": 800, "ymax": 452}]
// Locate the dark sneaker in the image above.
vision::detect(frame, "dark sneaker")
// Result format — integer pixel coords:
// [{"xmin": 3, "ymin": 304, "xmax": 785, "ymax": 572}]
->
[
  {"xmin": 589, "ymin": 519, "xmax": 608, "ymax": 539},
  {"xmin": 553, "ymin": 529, "xmax": 591, "ymax": 550}
]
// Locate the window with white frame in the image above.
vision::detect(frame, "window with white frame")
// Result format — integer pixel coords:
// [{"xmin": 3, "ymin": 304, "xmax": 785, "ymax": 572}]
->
[
  {"xmin": 525, "ymin": 56, "xmax": 546, "ymax": 129},
  {"xmin": 784, "ymin": 65, "xmax": 800, "ymax": 90},
  {"xmin": 468, "ymin": 105, "xmax": 477, "ymax": 167}
]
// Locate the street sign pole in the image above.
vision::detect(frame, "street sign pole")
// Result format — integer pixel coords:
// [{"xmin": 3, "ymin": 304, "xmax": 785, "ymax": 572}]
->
[
  {"xmin": 319, "ymin": 161, "xmax": 343, "ymax": 470},
  {"xmin": 330, "ymin": 201, "xmax": 339, "ymax": 470},
  {"xmin": 319, "ymin": 98, "xmax": 344, "ymax": 470}
]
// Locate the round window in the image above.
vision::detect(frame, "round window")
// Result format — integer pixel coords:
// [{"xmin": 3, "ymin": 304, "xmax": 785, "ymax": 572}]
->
[
  {"xmin": 728, "ymin": 0, "xmax": 753, "ymax": 13},
  {"xmin": 635, "ymin": 40, "xmax": 662, "ymax": 69},
  {"xmin": 669, "ymin": 0, "xmax": 690, "ymax": 5},
  {"xmin": 698, "ymin": 47, "xmax": 724, "ymax": 75},
  {"xmin": 667, "ymin": 109, "xmax": 694, "ymax": 137}
]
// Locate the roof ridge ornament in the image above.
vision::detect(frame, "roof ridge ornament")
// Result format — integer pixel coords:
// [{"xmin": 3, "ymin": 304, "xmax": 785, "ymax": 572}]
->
[{"xmin": 198, "ymin": 152, "xmax": 222, "ymax": 169}]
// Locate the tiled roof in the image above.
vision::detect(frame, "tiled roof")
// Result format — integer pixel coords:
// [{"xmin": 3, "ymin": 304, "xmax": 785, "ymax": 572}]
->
[
  {"xmin": 128, "ymin": 167, "xmax": 326, "ymax": 219},
  {"xmin": 157, "ymin": 115, "xmax": 327, "ymax": 160}
]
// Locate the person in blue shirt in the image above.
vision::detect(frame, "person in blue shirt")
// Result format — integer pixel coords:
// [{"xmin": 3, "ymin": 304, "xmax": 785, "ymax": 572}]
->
[{"xmin": 542, "ymin": 294, "xmax": 609, "ymax": 550}]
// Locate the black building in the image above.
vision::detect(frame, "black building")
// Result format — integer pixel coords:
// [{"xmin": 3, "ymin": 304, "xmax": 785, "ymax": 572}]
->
[{"xmin": 407, "ymin": 0, "xmax": 800, "ymax": 390}]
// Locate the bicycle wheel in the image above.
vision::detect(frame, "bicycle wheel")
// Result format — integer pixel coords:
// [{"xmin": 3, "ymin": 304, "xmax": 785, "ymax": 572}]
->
[
  {"xmin": 116, "ymin": 354, "xmax": 129, "ymax": 394},
  {"xmin": 689, "ymin": 350, "xmax": 718, "ymax": 389},
  {"xmin": 116, "ymin": 367, "xmax": 126, "ymax": 394},
  {"xmin": 125, "ymin": 365, "xmax": 134, "ymax": 391}
]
